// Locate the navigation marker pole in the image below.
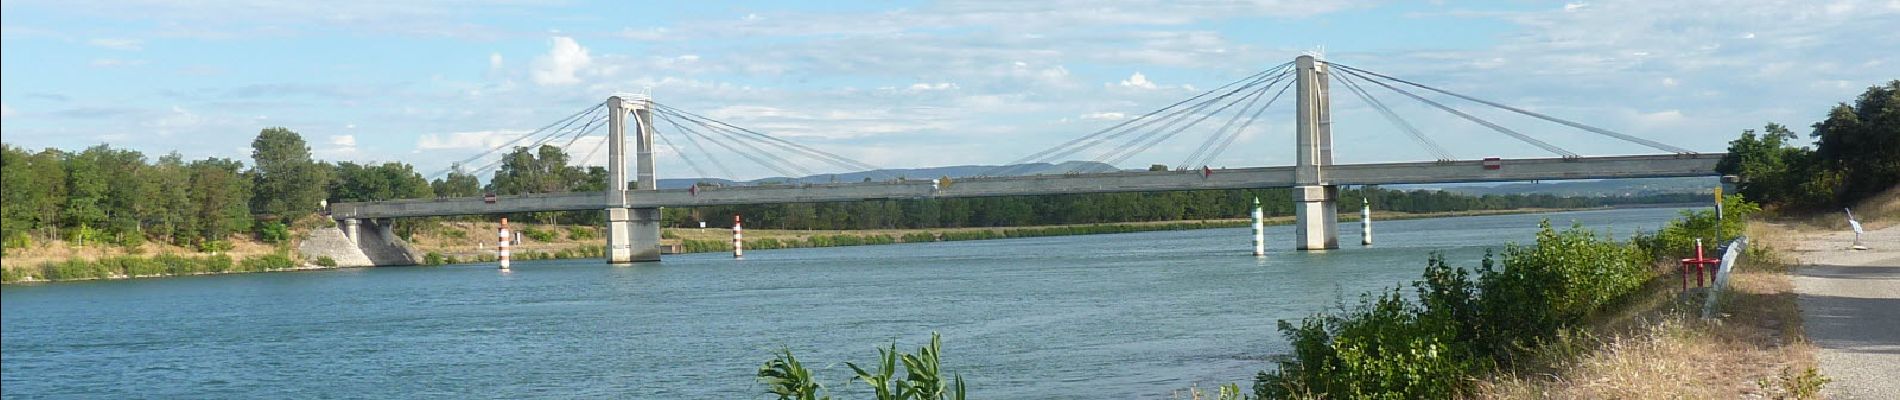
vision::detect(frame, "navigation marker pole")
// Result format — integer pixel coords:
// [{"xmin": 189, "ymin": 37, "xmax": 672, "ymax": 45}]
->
[
  {"xmin": 1361, "ymin": 197, "xmax": 1373, "ymax": 246},
  {"xmin": 1251, "ymin": 197, "xmax": 1266, "ymax": 257},
  {"xmin": 733, "ymin": 214, "xmax": 745, "ymax": 259},
  {"xmin": 498, "ymin": 217, "xmax": 511, "ymax": 271}
]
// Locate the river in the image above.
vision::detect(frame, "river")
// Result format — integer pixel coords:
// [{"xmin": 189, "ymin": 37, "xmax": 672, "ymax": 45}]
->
[{"xmin": 0, "ymin": 207, "xmax": 1691, "ymax": 398}]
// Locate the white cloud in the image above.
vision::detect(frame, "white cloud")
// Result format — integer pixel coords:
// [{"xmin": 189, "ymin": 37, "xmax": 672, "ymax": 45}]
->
[
  {"xmin": 90, "ymin": 58, "xmax": 148, "ymax": 68},
  {"xmin": 1080, "ymin": 112, "xmax": 1126, "ymax": 120},
  {"xmin": 1117, "ymin": 72, "xmax": 1159, "ymax": 89},
  {"xmin": 416, "ymin": 130, "xmax": 530, "ymax": 150},
  {"xmin": 87, "ymin": 38, "xmax": 143, "ymax": 51},
  {"xmin": 329, "ymin": 134, "xmax": 357, "ymax": 147},
  {"xmin": 1563, "ymin": 2, "xmax": 1589, "ymax": 12},
  {"xmin": 530, "ymin": 36, "xmax": 592, "ymax": 86},
  {"xmin": 489, "ymin": 52, "xmax": 504, "ymax": 70},
  {"xmin": 907, "ymin": 82, "xmax": 958, "ymax": 91},
  {"xmin": 0, "ymin": 102, "xmax": 13, "ymax": 119},
  {"xmin": 1661, "ymin": 77, "xmax": 1679, "ymax": 87}
]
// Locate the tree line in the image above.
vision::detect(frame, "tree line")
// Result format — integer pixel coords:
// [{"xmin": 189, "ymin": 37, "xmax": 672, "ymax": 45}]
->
[
  {"xmin": 1719, "ymin": 80, "xmax": 1900, "ymax": 211},
  {"xmin": 660, "ymin": 188, "xmax": 1697, "ymax": 231},
  {"xmin": 3, "ymin": 125, "xmax": 1705, "ymax": 254}
]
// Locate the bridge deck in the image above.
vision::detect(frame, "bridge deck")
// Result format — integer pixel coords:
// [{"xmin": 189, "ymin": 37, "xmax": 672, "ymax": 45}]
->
[{"xmin": 328, "ymin": 154, "xmax": 1724, "ymax": 219}]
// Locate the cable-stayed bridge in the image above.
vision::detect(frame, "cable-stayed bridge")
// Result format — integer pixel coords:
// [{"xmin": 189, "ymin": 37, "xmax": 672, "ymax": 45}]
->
[{"xmin": 329, "ymin": 56, "xmax": 1723, "ymax": 263}]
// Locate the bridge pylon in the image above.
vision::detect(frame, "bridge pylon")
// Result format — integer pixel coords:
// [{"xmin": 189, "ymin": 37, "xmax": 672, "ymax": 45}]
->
[
  {"xmin": 1293, "ymin": 55, "xmax": 1339, "ymax": 250},
  {"xmin": 606, "ymin": 95, "xmax": 663, "ymax": 263}
]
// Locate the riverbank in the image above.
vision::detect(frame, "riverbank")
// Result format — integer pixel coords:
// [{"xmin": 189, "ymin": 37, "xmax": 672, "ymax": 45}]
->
[
  {"xmin": 1473, "ymin": 223, "xmax": 1822, "ymax": 398},
  {"xmin": 1, "ymin": 206, "xmax": 1600, "ymax": 284}
]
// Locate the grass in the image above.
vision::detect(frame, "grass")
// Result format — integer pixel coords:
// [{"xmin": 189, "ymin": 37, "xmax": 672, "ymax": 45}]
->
[{"xmin": 1472, "ymin": 231, "xmax": 1822, "ymax": 399}]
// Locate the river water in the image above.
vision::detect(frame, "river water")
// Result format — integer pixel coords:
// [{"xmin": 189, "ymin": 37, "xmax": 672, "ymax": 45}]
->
[{"xmin": 1, "ymin": 207, "xmax": 1690, "ymax": 399}]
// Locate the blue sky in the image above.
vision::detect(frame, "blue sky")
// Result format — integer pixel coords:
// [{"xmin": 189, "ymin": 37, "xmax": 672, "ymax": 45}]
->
[{"xmin": 3, "ymin": 0, "xmax": 1896, "ymax": 180}]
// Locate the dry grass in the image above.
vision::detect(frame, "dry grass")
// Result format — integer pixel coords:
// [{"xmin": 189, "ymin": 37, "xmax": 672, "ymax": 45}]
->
[
  {"xmin": 1474, "ymin": 245, "xmax": 1818, "ymax": 399},
  {"xmin": 1, "ymin": 236, "xmax": 281, "ymax": 271}
]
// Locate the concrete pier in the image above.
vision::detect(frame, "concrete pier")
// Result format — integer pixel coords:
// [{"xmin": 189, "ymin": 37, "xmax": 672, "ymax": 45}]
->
[
  {"xmin": 605, "ymin": 95, "xmax": 664, "ymax": 263},
  {"xmin": 1293, "ymin": 55, "xmax": 1339, "ymax": 250}
]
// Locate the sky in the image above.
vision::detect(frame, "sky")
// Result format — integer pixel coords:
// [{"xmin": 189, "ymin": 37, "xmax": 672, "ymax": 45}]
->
[{"xmin": 2, "ymin": 0, "xmax": 1896, "ymax": 181}]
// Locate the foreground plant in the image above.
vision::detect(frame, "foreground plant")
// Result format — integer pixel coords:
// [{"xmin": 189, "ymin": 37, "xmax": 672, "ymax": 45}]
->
[{"xmin": 759, "ymin": 332, "xmax": 966, "ymax": 400}]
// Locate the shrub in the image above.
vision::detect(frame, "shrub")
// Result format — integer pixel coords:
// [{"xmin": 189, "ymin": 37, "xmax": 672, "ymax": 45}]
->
[
  {"xmin": 423, "ymin": 252, "xmax": 446, "ymax": 266},
  {"xmin": 255, "ymin": 221, "xmax": 291, "ymax": 244},
  {"xmin": 197, "ymin": 240, "xmax": 233, "ymax": 254},
  {"xmin": 314, "ymin": 256, "xmax": 338, "ymax": 267},
  {"xmin": 239, "ymin": 253, "xmax": 296, "ymax": 272},
  {"xmin": 900, "ymin": 233, "xmax": 937, "ymax": 243},
  {"xmin": 759, "ymin": 332, "xmax": 966, "ymax": 400},
  {"xmin": 520, "ymin": 228, "xmax": 558, "ymax": 243},
  {"xmin": 1258, "ymin": 222, "xmax": 1652, "ymax": 398},
  {"xmin": 569, "ymin": 226, "xmax": 600, "ymax": 240}
]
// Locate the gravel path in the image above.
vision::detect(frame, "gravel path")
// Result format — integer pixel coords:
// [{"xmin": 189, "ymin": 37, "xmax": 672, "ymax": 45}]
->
[{"xmin": 1788, "ymin": 223, "xmax": 1900, "ymax": 399}]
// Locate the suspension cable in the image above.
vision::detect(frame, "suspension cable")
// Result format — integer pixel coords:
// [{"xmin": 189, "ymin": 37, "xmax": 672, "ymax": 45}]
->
[
  {"xmin": 429, "ymin": 102, "xmax": 603, "ymax": 179},
  {"xmin": 1333, "ymin": 66, "xmax": 1579, "ymax": 158},
  {"xmin": 1332, "ymin": 69, "xmax": 1455, "ymax": 161},
  {"xmin": 1103, "ymin": 76, "xmax": 1284, "ymax": 166},
  {"xmin": 1179, "ymin": 75, "xmax": 1285, "ymax": 169},
  {"xmin": 1035, "ymin": 66, "xmax": 1292, "ymax": 174},
  {"xmin": 1194, "ymin": 78, "xmax": 1293, "ymax": 168},
  {"xmin": 1326, "ymin": 62, "xmax": 1691, "ymax": 154},
  {"xmin": 983, "ymin": 61, "xmax": 1294, "ymax": 176}
]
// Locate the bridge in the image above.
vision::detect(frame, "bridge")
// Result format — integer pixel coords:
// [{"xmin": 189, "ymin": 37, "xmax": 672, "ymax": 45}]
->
[{"xmin": 329, "ymin": 56, "xmax": 1723, "ymax": 263}]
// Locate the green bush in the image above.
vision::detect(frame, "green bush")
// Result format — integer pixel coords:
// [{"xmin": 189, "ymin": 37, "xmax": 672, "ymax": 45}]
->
[
  {"xmin": 239, "ymin": 253, "xmax": 296, "ymax": 272},
  {"xmin": 568, "ymin": 226, "xmax": 600, "ymax": 240},
  {"xmin": 197, "ymin": 240, "xmax": 233, "ymax": 254},
  {"xmin": 520, "ymin": 227, "xmax": 558, "ymax": 243},
  {"xmin": 255, "ymin": 221, "xmax": 291, "ymax": 244},
  {"xmin": 1634, "ymin": 194, "xmax": 1757, "ymax": 261},
  {"xmin": 314, "ymin": 256, "xmax": 338, "ymax": 267},
  {"xmin": 1258, "ymin": 222, "xmax": 1652, "ymax": 398},
  {"xmin": 900, "ymin": 233, "xmax": 937, "ymax": 243},
  {"xmin": 423, "ymin": 252, "xmax": 446, "ymax": 266},
  {"xmin": 759, "ymin": 332, "xmax": 966, "ymax": 400}
]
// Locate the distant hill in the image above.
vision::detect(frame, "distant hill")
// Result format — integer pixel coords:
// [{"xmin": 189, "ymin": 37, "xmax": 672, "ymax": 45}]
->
[
  {"xmin": 1411, "ymin": 177, "xmax": 1719, "ymax": 197},
  {"xmin": 656, "ymin": 161, "xmax": 1119, "ymax": 189}
]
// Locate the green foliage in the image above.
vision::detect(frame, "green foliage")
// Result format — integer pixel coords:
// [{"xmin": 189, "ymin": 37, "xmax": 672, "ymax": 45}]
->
[
  {"xmin": 424, "ymin": 252, "xmax": 447, "ymax": 266},
  {"xmin": 328, "ymin": 161, "xmax": 434, "ymax": 203},
  {"xmin": 764, "ymin": 333, "xmax": 965, "ymax": 400},
  {"xmin": 669, "ymin": 187, "xmax": 1646, "ymax": 231},
  {"xmin": 1719, "ymin": 81, "xmax": 1900, "ymax": 210},
  {"xmin": 314, "ymin": 256, "xmax": 338, "ymax": 267},
  {"xmin": 567, "ymin": 226, "xmax": 599, "ymax": 240},
  {"xmin": 520, "ymin": 227, "xmax": 558, "ymax": 243},
  {"xmin": 250, "ymin": 127, "xmax": 329, "ymax": 222},
  {"xmin": 197, "ymin": 240, "xmax": 233, "ymax": 253},
  {"xmin": 238, "ymin": 253, "xmax": 296, "ymax": 272},
  {"xmin": 759, "ymin": 348, "xmax": 829, "ymax": 400},
  {"xmin": 1258, "ymin": 222, "xmax": 1653, "ymax": 399},
  {"xmin": 255, "ymin": 221, "xmax": 291, "ymax": 244},
  {"xmin": 1758, "ymin": 367, "xmax": 1830, "ymax": 400},
  {"xmin": 1633, "ymin": 195, "xmax": 1758, "ymax": 261}
]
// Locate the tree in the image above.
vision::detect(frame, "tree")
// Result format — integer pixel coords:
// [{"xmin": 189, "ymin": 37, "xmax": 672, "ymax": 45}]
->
[
  {"xmin": 250, "ymin": 127, "xmax": 329, "ymax": 222},
  {"xmin": 62, "ymin": 145, "xmax": 112, "ymax": 244},
  {"xmin": 187, "ymin": 158, "xmax": 253, "ymax": 244},
  {"xmin": 1810, "ymin": 80, "xmax": 1900, "ymax": 206},
  {"xmin": 330, "ymin": 161, "xmax": 434, "ymax": 202},
  {"xmin": 146, "ymin": 153, "xmax": 193, "ymax": 244},
  {"xmin": 431, "ymin": 164, "xmax": 483, "ymax": 198}
]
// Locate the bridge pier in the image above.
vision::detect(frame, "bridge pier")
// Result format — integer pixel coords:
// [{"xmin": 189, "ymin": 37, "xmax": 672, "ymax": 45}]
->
[
  {"xmin": 1292, "ymin": 55, "xmax": 1340, "ymax": 250},
  {"xmin": 604, "ymin": 95, "xmax": 665, "ymax": 263},
  {"xmin": 342, "ymin": 218, "xmax": 361, "ymax": 243},
  {"xmin": 1294, "ymin": 185, "xmax": 1339, "ymax": 250}
]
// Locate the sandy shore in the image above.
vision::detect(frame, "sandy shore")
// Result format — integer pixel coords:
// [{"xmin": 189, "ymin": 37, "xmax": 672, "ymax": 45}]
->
[{"xmin": 1782, "ymin": 222, "xmax": 1900, "ymax": 399}]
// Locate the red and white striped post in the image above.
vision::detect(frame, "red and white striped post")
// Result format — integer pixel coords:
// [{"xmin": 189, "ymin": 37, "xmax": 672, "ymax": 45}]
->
[
  {"xmin": 498, "ymin": 217, "xmax": 511, "ymax": 270},
  {"xmin": 732, "ymin": 214, "xmax": 744, "ymax": 259}
]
